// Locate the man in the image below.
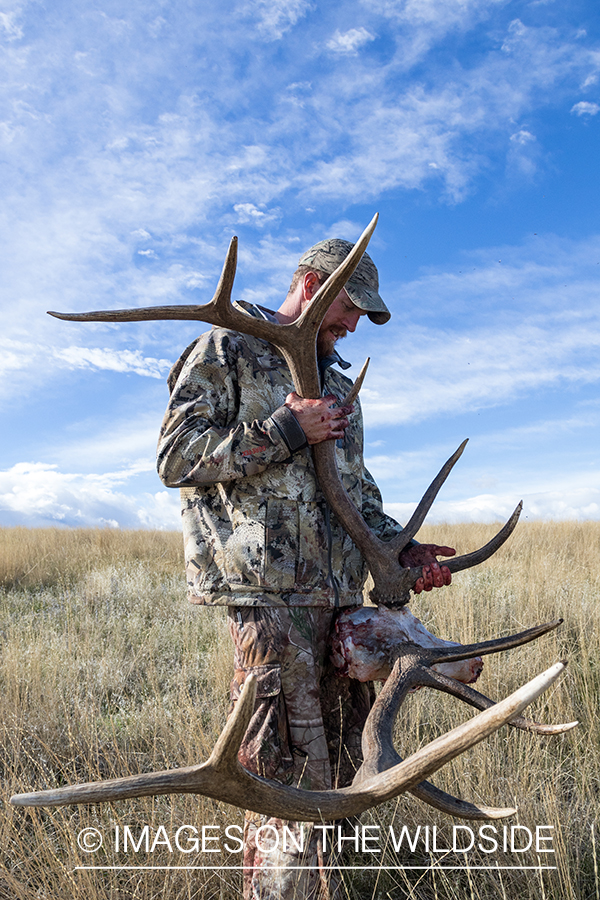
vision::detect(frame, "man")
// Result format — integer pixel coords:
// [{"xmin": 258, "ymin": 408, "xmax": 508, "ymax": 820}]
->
[{"xmin": 157, "ymin": 238, "xmax": 454, "ymax": 899}]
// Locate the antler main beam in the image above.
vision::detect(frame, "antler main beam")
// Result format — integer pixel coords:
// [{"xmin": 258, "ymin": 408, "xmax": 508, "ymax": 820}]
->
[{"xmin": 48, "ymin": 215, "xmax": 520, "ymax": 606}]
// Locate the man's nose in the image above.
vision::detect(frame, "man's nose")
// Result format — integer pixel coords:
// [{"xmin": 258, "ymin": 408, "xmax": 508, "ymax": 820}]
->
[{"xmin": 343, "ymin": 311, "xmax": 361, "ymax": 332}]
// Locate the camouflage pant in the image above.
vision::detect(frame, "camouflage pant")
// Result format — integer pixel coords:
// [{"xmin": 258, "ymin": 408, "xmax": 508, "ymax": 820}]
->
[{"xmin": 228, "ymin": 606, "xmax": 372, "ymax": 900}]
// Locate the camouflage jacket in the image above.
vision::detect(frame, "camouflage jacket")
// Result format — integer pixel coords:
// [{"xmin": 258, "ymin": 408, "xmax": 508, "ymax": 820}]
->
[{"xmin": 157, "ymin": 302, "xmax": 403, "ymax": 607}]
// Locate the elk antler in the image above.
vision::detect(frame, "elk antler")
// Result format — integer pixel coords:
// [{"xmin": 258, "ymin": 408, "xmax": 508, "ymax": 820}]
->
[
  {"xmin": 11, "ymin": 655, "xmax": 569, "ymax": 819},
  {"xmin": 48, "ymin": 214, "xmax": 521, "ymax": 606}
]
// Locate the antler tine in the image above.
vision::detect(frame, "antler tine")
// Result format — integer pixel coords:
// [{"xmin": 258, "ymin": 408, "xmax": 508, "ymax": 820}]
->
[
  {"xmin": 207, "ymin": 673, "xmax": 257, "ymax": 770},
  {"xmin": 443, "ymin": 501, "xmax": 523, "ymax": 577},
  {"xmin": 10, "ymin": 673, "xmax": 259, "ymax": 808},
  {"xmin": 387, "ymin": 439, "xmax": 469, "ymax": 555},
  {"xmin": 341, "ymin": 357, "xmax": 370, "ymax": 408},
  {"xmin": 11, "ymin": 662, "xmax": 568, "ymax": 821},
  {"xmin": 210, "ymin": 234, "xmax": 239, "ymax": 319},
  {"xmin": 426, "ymin": 619, "xmax": 563, "ymax": 666},
  {"xmin": 426, "ymin": 667, "xmax": 578, "ymax": 735},
  {"xmin": 374, "ymin": 500, "xmax": 524, "ymax": 606},
  {"xmin": 47, "ymin": 306, "xmax": 209, "ymax": 323},
  {"xmin": 410, "ymin": 781, "xmax": 517, "ymax": 820}
]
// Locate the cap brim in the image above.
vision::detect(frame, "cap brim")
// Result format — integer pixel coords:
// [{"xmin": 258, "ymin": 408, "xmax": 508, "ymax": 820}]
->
[
  {"xmin": 345, "ymin": 282, "xmax": 391, "ymax": 325},
  {"xmin": 367, "ymin": 309, "xmax": 391, "ymax": 325}
]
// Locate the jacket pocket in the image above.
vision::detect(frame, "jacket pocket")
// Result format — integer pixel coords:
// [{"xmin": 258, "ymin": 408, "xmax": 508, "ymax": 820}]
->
[
  {"xmin": 224, "ymin": 495, "xmax": 333, "ymax": 593},
  {"xmin": 264, "ymin": 499, "xmax": 331, "ymax": 592}
]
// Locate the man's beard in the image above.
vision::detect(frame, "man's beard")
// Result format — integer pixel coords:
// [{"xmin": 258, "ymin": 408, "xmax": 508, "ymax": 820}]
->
[{"xmin": 317, "ymin": 329, "xmax": 346, "ymax": 359}]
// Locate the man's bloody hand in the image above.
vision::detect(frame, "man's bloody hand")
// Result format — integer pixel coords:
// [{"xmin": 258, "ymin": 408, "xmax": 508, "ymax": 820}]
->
[
  {"xmin": 285, "ymin": 392, "xmax": 353, "ymax": 444},
  {"xmin": 399, "ymin": 543, "xmax": 456, "ymax": 593}
]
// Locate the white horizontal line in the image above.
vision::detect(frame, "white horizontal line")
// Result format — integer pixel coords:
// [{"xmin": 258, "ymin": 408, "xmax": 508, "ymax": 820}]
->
[{"xmin": 74, "ymin": 865, "xmax": 558, "ymax": 872}]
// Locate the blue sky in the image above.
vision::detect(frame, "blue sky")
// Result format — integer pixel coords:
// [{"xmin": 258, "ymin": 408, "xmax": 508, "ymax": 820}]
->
[{"xmin": 1, "ymin": 0, "xmax": 599, "ymax": 529}]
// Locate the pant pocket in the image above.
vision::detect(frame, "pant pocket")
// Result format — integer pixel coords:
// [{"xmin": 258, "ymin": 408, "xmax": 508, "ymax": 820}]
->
[{"xmin": 231, "ymin": 664, "xmax": 294, "ymax": 781}]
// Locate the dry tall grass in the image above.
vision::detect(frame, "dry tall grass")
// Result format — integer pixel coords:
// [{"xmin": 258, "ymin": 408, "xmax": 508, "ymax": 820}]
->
[{"xmin": 0, "ymin": 523, "xmax": 597, "ymax": 900}]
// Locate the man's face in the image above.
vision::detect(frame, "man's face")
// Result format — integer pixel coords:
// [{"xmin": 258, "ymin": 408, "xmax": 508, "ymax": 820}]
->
[{"xmin": 316, "ymin": 289, "xmax": 366, "ymax": 358}]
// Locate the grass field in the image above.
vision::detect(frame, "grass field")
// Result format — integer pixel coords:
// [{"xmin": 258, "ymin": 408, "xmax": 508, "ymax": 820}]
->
[{"xmin": 0, "ymin": 523, "xmax": 597, "ymax": 900}]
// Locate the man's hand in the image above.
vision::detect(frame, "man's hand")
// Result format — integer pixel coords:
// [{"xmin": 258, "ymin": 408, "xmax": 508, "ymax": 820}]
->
[
  {"xmin": 284, "ymin": 392, "xmax": 353, "ymax": 445},
  {"xmin": 399, "ymin": 543, "xmax": 456, "ymax": 593}
]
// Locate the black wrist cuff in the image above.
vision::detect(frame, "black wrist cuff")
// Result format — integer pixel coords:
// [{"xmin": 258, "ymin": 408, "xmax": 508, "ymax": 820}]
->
[{"xmin": 268, "ymin": 406, "xmax": 308, "ymax": 454}]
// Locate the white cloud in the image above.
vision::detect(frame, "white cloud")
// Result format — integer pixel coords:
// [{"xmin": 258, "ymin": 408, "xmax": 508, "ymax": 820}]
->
[
  {"xmin": 360, "ymin": 319, "xmax": 600, "ymax": 426},
  {"xmin": 233, "ymin": 202, "xmax": 280, "ymax": 227},
  {"xmin": 1, "ymin": 6, "xmax": 592, "ymax": 242},
  {"xmin": 53, "ymin": 418, "xmax": 162, "ymax": 473},
  {"xmin": 365, "ymin": 405, "xmax": 600, "ymax": 497},
  {"xmin": 0, "ymin": 2, "xmax": 596, "ymax": 338},
  {"xmin": 509, "ymin": 129, "xmax": 535, "ymax": 144},
  {"xmin": 0, "ymin": 10, "xmax": 23, "ymax": 40},
  {"xmin": 327, "ymin": 219, "xmax": 365, "ymax": 241},
  {"xmin": 367, "ymin": 0, "xmax": 507, "ymax": 64},
  {"xmin": 386, "ymin": 487, "xmax": 600, "ymax": 525},
  {"xmin": 298, "ymin": 16, "xmax": 598, "ymax": 201},
  {"xmin": 243, "ymin": 0, "xmax": 312, "ymax": 40},
  {"xmin": 393, "ymin": 0, "xmax": 505, "ymax": 28},
  {"xmin": 507, "ymin": 128, "xmax": 539, "ymax": 177},
  {"xmin": 571, "ymin": 100, "xmax": 600, "ymax": 115},
  {"xmin": 0, "ymin": 339, "xmax": 172, "ymax": 381},
  {"xmin": 326, "ymin": 27, "xmax": 375, "ymax": 54},
  {"xmin": 0, "ymin": 462, "xmax": 180, "ymax": 529}
]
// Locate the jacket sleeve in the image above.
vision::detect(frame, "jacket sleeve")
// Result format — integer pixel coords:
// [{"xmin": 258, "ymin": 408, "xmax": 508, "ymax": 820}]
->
[{"xmin": 157, "ymin": 329, "xmax": 306, "ymax": 487}]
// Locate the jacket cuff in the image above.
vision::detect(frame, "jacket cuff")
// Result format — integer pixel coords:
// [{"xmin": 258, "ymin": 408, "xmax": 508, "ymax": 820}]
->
[{"xmin": 267, "ymin": 406, "xmax": 308, "ymax": 454}]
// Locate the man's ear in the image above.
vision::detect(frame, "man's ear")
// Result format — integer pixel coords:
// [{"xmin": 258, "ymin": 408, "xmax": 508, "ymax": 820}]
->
[{"xmin": 302, "ymin": 271, "xmax": 321, "ymax": 302}]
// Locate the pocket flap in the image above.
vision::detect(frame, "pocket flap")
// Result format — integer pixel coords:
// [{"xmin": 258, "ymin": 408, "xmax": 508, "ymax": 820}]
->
[{"xmin": 231, "ymin": 664, "xmax": 282, "ymax": 701}]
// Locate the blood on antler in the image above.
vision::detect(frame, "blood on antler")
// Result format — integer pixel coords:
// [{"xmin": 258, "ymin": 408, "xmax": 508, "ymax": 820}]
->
[{"xmin": 11, "ymin": 214, "xmax": 576, "ymax": 818}]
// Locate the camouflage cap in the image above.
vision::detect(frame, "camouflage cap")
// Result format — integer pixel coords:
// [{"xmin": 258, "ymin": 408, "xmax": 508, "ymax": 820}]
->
[{"xmin": 298, "ymin": 238, "xmax": 390, "ymax": 325}]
